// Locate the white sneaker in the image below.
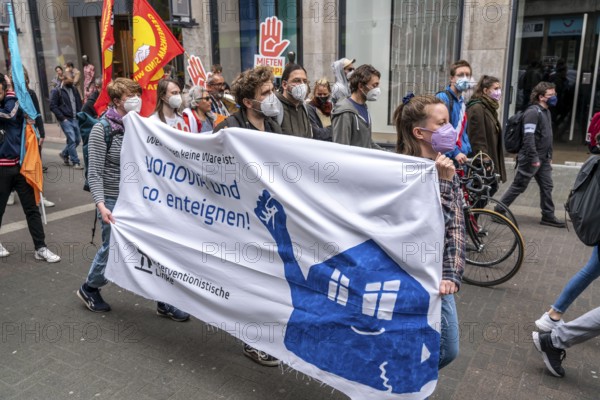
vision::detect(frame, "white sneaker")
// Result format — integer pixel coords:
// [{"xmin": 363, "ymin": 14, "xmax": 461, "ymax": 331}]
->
[
  {"xmin": 0, "ymin": 243, "xmax": 9, "ymax": 258},
  {"xmin": 34, "ymin": 247, "xmax": 61, "ymax": 263},
  {"xmin": 7, "ymin": 192, "xmax": 15, "ymax": 205},
  {"xmin": 43, "ymin": 198, "xmax": 55, "ymax": 208},
  {"xmin": 535, "ymin": 312, "xmax": 564, "ymax": 332}
]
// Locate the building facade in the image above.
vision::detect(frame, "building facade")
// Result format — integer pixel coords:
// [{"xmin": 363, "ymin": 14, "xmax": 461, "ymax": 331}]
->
[{"xmin": 1, "ymin": 0, "xmax": 597, "ymax": 145}]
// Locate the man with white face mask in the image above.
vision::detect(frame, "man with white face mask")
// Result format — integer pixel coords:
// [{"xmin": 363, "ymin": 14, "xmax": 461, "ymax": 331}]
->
[
  {"xmin": 273, "ymin": 64, "xmax": 312, "ymax": 138},
  {"xmin": 213, "ymin": 66, "xmax": 282, "ymax": 134},
  {"xmin": 331, "ymin": 64, "xmax": 384, "ymax": 149}
]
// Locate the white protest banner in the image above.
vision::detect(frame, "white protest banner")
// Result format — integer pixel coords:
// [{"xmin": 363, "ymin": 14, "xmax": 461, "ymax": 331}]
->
[
  {"xmin": 106, "ymin": 112, "xmax": 445, "ymax": 399},
  {"xmin": 254, "ymin": 16, "xmax": 289, "ymax": 77}
]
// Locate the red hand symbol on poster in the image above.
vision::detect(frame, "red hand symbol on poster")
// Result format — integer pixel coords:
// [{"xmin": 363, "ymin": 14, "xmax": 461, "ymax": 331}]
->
[
  {"xmin": 187, "ymin": 55, "xmax": 207, "ymax": 87},
  {"xmin": 259, "ymin": 16, "xmax": 290, "ymax": 58}
]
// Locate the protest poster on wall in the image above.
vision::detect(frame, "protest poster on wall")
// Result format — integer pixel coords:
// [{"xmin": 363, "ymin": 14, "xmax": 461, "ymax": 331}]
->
[{"xmin": 106, "ymin": 112, "xmax": 445, "ymax": 399}]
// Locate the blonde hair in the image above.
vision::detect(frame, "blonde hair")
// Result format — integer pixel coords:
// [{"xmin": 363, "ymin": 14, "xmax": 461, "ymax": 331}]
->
[
  {"xmin": 107, "ymin": 78, "xmax": 142, "ymax": 103},
  {"xmin": 393, "ymin": 95, "xmax": 444, "ymax": 156},
  {"xmin": 313, "ymin": 78, "xmax": 331, "ymax": 94}
]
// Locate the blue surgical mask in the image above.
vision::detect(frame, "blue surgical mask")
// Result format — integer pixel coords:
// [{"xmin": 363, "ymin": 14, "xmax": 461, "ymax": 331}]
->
[
  {"xmin": 547, "ymin": 95, "xmax": 558, "ymax": 107},
  {"xmin": 455, "ymin": 77, "xmax": 471, "ymax": 92}
]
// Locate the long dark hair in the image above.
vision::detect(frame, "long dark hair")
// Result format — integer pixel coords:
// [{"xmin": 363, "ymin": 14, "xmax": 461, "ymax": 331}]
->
[{"xmin": 154, "ymin": 78, "xmax": 181, "ymax": 123}]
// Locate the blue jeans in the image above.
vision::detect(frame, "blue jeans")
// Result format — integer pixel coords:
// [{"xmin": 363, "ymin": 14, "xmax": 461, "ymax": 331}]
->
[
  {"xmin": 552, "ymin": 245, "xmax": 600, "ymax": 313},
  {"xmin": 60, "ymin": 118, "xmax": 81, "ymax": 165},
  {"xmin": 439, "ymin": 294, "xmax": 459, "ymax": 369},
  {"xmin": 86, "ymin": 197, "xmax": 117, "ymax": 288}
]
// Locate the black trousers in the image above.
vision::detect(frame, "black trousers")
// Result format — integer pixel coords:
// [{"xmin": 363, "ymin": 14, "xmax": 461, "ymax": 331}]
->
[
  {"xmin": 0, "ymin": 165, "xmax": 46, "ymax": 249},
  {"xmin": 499, "ymin": 157, "xmax": 556, "ymax": 218}
]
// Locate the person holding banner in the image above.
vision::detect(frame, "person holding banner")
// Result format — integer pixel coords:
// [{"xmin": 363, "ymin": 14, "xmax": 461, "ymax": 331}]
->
[
  {"xmin": 149, "ymin": 79, "xmax": 189, "ymax": 131},
  {"xmin": 0, "ymin": 73, "xmax": 60, "ymax": 262},
  {"xmin": 213, "ymin": 66, "xmax": 282, "ymax": 135},
  {"xmin": 212, "ymin": 65, "xmax": 282, "ymax": 366},
  {"xmin": 182, "ymin": 86, "xmax": 215, "ymax": 133},
  {"xmin": 77, "ymin": 78, "xmax": 190, "ymax": 322},
  {"xmin": 393, "ymin": 94, "xmax": 465, "ymax": 369}
]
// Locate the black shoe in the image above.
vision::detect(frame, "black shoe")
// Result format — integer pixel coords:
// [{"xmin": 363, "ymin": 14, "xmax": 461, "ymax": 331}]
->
[
  {"xmin": 156, "ymin": 302, "xmax": 190, "ymax": 322},
  {"xmin": 540, "ymin": 216, "xmax": 566, "ymax": 228},
  {"xmin": 77, "ymin": 284, "xmax": 111, "ymax": 312},
  {"xmin": 532, "ymin": 331, "xmax": 566, "ymax": 377},
  {"xmin": 243, "ymin": 344, "xmax": 280, "ymax": 367}
]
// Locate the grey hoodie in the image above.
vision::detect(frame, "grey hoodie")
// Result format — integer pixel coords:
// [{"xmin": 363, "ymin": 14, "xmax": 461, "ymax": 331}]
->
[
  {"xmin": 331, "ymin": 98, "xmax": 383, "ymax": 149},
  {"xmin": 331, "ymin": 59, "xmax": 351, "ymax": 104}
]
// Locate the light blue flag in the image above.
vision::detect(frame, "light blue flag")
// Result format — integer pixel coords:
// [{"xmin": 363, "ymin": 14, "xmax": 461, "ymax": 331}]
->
[{"xmin": 7, "ymin": 2, "xmax": 38, "ymax": 120}]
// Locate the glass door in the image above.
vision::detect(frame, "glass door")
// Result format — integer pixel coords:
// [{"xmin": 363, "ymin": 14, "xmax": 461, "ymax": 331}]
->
[{"xmin": 510, "ymin": 5, "xmax": 600, "ymax": 145}]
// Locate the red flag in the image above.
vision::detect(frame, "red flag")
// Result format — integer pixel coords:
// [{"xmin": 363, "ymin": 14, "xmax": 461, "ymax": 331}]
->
[
  {"xmin": 140, "ymin": 77, "xmax": 160, "ymax": 117},
  {"xmin": 21, "ymin": 124, "xmax": 43, "ymax": 204},
  {"xmin": 94, "ymin": 0, "xmax": 115, "ymax": 115},
  {"xmin": 132, "ymin": 0, "xmax": 185, "ymax": 88}
]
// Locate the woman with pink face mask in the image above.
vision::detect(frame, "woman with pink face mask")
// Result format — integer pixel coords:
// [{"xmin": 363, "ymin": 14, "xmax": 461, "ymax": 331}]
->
[
  {"xmin": 393, "ymin": 94, "xmax": 466, "ymax": 370},
  {"xmin": 466, "ymin": 75, "xmax": 507, "ymax": 183}
]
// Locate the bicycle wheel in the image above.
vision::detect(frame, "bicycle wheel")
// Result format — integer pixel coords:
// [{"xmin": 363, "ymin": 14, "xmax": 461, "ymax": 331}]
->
[
  {"xmin": 480, "ymin": 196, "xmax": 519, "ymax": 227},
  {"xmin": 463, "ymin": 208, "xmax": 524, "ymax": 287}
]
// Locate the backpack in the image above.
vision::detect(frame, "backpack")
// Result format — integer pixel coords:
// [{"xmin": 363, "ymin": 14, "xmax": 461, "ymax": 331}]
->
[
  {"xmin": 436, "ymin": 89, "xmax": 455, "ymax": 116},
  {"xmin": 76, "ymin": 111, "xmax": 113, "ymax": 191},
  {"xmin": 503, "ymin": 105, "xmax": 541, "ymax": 153},
  {"xmin": 565, "ymin": 155, "xmax": 600, "ymax": 246}
]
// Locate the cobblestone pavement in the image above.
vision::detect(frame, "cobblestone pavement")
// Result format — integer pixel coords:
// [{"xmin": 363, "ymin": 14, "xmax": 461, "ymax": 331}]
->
[{"xmin": 1, "ymin": 138, "xmax": 598, "ymax": 399}]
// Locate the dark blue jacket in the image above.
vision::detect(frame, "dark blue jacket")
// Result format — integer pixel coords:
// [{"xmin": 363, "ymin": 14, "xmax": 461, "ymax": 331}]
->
[
  {"xmin": 0, "ymin": 92, "xmax": 24, "ymax": 159},
  {"xmin": 49, "ymin": 85, "xmax": 82, "ymax": 121}
]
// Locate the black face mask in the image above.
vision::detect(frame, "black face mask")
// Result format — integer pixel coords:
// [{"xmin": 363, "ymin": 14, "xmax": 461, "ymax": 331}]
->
[{"xmin": 316, "ymin": 96, "xmax": 329, "ymax": 105}]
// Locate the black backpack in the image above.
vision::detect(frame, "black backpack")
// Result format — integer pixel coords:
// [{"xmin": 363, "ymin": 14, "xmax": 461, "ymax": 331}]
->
[
  {"xmin": 436, "ymin": 89, "xmax": 455, "ymax": 116},
  {"xmin": 503, "ymin": 105, "xmax": 541, "ymax": 153},
  {"xmin": 565, "ymin": 155, "xmax": 600, "ymax": 246}
]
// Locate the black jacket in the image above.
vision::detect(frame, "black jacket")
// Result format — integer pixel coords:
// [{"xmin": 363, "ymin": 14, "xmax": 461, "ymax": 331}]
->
[
  {"xmin": 213, "ymin": 109, "xmax": 283, "ymax": 134},
  {"xmin": 49, "ymin": 85, "xmax": 82, "ymax": 121}
]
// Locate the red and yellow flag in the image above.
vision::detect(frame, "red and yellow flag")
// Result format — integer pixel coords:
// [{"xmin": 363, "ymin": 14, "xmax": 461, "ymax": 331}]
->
[
  {"xmin": 140, "ymin": 77, "xmax": 160, "ymax": 117},
  {"xmin": 132, "ymin": 0, "xmax": 184, "ymax": 89},
  {"xmin": 94, "ymin": 0, "xmax": 115, "ymax": 115},
  {"xmin": 20, "ymin": 124, "xmax": 43, "ymax": 204}
]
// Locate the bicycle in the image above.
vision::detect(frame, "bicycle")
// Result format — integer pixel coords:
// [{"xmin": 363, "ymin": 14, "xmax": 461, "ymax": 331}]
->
[
  {"xmin": 459, "ymin": 155, "xmax": 518, "ymax": 227},
  {"xmin": 457, "ymin": 155, "xmax": 525, "ymax": 286},
  {"xmin": 462, "ymin": 206, "xmax": 525, "ymax": 286}
]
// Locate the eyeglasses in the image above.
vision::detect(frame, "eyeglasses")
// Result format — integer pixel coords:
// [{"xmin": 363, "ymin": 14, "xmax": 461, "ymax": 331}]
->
[{"xmin": 199, "ymin": 96, "xmax": 211, "ymax": 101}]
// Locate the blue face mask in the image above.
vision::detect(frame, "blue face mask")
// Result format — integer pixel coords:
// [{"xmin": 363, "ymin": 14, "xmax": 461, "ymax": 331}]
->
[
  {"xmin": 455, "ymin": 77, "xmax": 471, "ymax": 92},
  {"xmin": 547, "ymin": 95, "xmax": 558, "ymax": 107}
]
